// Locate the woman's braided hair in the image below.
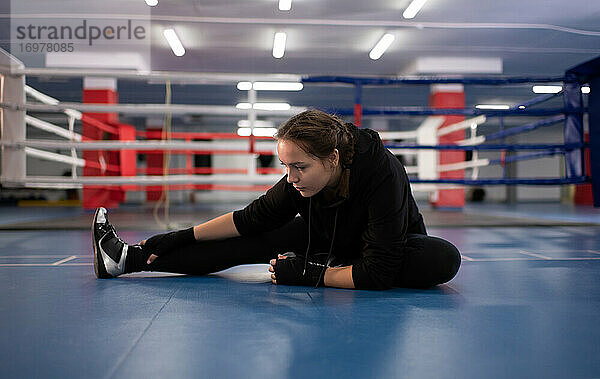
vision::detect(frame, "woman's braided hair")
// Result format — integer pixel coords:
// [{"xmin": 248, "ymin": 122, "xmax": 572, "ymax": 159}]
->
[{"xmin": 275, "ymin": 110, "xmax": 355, "ymax": 168}]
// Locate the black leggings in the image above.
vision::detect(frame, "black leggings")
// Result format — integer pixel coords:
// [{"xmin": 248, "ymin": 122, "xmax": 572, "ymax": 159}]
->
[{"xmin": 131, "ymin": 217, "xmax": 461, "ymax": 289}]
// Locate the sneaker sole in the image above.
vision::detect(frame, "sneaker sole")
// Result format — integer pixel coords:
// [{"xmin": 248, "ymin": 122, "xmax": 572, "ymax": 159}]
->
[{"xmin": 92, "ymin": 208, "xmax": 112, "ymax": 279}]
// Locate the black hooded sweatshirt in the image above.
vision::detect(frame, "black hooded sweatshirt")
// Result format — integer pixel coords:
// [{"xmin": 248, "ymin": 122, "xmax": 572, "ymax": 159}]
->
[{"xmin": 233, "ymin": 124, "xmax": 426, "ymax": 290}]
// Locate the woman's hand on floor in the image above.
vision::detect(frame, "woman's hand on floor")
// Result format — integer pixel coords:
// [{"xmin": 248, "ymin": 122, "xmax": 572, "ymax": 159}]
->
[
  {"xmin": 268, "ymin": 254, "xmax": 288, "ymax": 284},
  {"xmin": 138, "ymin": 239, "xmax": 159, "ymax": 265}
]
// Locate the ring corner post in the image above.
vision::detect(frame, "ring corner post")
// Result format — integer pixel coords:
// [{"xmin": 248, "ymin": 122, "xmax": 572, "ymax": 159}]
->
[
  {"xmin": 429, "ymin": 83, "xmax": 465, "ymax": 210},
  {"xmin": 82, "ymin": 77, "xmax": 120, "ymax": 210},
  {"xmin": 0, "ymin": 48, "xmax": 26, "ymax": 188},
  {"xmin": 567, "ymin": 55, "xmax": 600, "ymax": 207}
]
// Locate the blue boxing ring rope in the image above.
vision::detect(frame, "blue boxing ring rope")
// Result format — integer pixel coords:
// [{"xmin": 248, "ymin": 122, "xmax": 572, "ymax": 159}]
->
[{"xmin": 302, "ymin": 55, "xmax": 599, "ymax": 206}]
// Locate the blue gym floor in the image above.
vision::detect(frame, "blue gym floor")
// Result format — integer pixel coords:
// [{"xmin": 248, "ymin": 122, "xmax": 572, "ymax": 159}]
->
[{"xmin": 1, "ymin": 203, "xmax": 599, "ymax": 378}]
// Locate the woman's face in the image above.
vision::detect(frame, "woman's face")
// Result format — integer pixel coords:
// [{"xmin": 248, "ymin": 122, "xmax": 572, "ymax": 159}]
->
[{"xmin": 277, "ymin": 139, "xmax": 339, "ymax": 197}]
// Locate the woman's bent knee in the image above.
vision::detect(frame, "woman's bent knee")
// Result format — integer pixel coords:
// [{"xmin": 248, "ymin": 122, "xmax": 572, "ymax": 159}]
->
[
  {"xmin": 396, "ymin": 235, "xmax": 461, "ymax": 288},
  {"xmin": 437, "ymin": 237, "xmax": 461, "ymax": 284}
]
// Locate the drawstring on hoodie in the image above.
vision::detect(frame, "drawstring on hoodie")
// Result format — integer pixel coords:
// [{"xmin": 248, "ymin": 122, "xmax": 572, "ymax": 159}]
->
[
  {"xmin": 302, "ymin": 197, "xmax": 312, "ymax": 276},
  {"xmin": 302, "ymin": 196, "xmax": 340, "ymax": 288},
  {"xmin": 315, "ymin": 208, "xmax": 338, "ymax": 288}
]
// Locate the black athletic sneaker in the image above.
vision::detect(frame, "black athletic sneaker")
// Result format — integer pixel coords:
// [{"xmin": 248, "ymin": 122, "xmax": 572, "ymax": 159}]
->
[{"xmin": 92, "ymin": 207, "xmax": 129, "ymax": 279}]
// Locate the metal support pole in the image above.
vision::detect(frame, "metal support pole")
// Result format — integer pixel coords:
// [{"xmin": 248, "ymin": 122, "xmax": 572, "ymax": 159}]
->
[
  {"xmin": 563, "ymin": 79, "xmax": 584, "ymax": 178},
  {"xmin": 0, "ymin": 51, "xmax": 26, "ymax": 187},
  {"xmin": 589, "ymin": 76, "xmax": 600, "ymax": 207},
  {"xmin": 248, "ymin": 88, "xmax": 258, "ymax": 175},
  {"xmin": 354, "ymin": 83, "xmax": 362, "ymax": 127},
  {"xmin": 505, "ymin": 135, "xmax": 517, "ymax": 204}
]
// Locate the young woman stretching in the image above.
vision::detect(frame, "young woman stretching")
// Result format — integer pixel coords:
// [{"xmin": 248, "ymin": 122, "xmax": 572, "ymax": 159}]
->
[{"xmin": 92, "ymin": 110, "xmax": 461, "ymax": 290}]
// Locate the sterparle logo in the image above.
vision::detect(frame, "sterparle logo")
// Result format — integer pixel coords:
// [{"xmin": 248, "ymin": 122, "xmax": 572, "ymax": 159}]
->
[{"xmin": 14, "ymin": 19, "xmax": 146, "ymax": 46}]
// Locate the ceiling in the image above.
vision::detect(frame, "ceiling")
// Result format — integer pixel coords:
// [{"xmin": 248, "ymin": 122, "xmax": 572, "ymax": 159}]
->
[
  {"xmin": 2, "ymin": 0, "xmax": 599, "ymax": 131},
  {"xmin": 144, "ymin": 0, "xmax": 600, "ymax": 76}
]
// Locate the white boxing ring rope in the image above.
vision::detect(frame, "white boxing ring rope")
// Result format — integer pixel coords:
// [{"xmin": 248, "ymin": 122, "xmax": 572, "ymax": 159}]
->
[
  {"xmin": 2, "ymin": 104, "xmax": 490, "ymax": 192},
  {"xmin": 380, "ymin": 114, "xmax": 488, "ymax": 182},
  {"xmin": 8, "ymin": 101, "xmax": 306, "ymax": 117},
  {"xmin": 23, "ymin": 83, "xmax": 84, "ymax": 184},
  {"xmin": 3, "ymin": 121, "xmax": 488, "ymax": 191}
]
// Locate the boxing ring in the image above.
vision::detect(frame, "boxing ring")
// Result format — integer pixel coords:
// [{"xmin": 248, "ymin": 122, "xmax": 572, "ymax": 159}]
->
[{"xmin": 1, "ymin": 48, "xmax": 598, "ymax": 210}]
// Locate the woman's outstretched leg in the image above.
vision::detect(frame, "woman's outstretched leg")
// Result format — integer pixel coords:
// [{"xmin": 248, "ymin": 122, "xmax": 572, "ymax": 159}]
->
[
  {"xmin": 133, "ymin": 222, "xmax": 309, "ymax": 275},
  {"xmin": 93, "ymin": 207, "xmax": 310, "ymax": 278}
]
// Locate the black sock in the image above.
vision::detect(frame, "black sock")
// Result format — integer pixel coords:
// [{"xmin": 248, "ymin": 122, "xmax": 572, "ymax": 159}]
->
[{"xmin": 124, "ymin": 245, "xmax": 153, "ymax": 273}]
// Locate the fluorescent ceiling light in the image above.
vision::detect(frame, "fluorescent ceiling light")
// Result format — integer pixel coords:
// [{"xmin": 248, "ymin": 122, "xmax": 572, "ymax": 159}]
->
[
  {"xmin": 237, "ymin": 81, "xmax": 303, "ymax": 91},
  {"xmin": 279, "ymin": 0, "xmax": 292, "ymax": 11},
  {"xmin": 403, "ymin": 0, "xmax": 427, "ymax": 19},
  {"xmin": 236, "ymin": 102, "xmax": 291, "ymax": 111},
  {"xmin": 237, "ymin": 127, "xmax": 278, "ymax": 137},
  {"xmin": 253, "ymin": 102, "xmax": 291, "ymax": 111},
  {"xmin": 253, "ymin": 82, "xmax": 303, "ymax": 91},
  {"xmin": 369, "ymin": 34, "xmax": 395, "ymax": 60},
  {"xmin": 253, "ymin": 127, "xmax": 278, "ymax": 137},
  {"xmin": 475, "ymin": 104, "xmax": 510, "ymax": 110},
  {"xmin": 273, "ymin": 32, "xmax": 287, "ymax": 59},
  {"xmin": 532, "ymin": 85, "xmax": 590, "ymax": 94},
  {"xmin": 163, "ymin": 29, "xmax": 185, "ymax": 57},
  {"xmin": 236, "ymin": 103, "xmax": 252, "ymax": 110},
  {"xmin": 237, "ymin": 82, "xmax": 252, "ymax": 90},
  {"xmin": 145, "ymin": 0, "xmax": 158, "ymax": 6},
  {"xmin": 237, "ymin": 128, "xmax": 251, "ymax": 137},
  {"xmin": 532, "ymin": 85, "xmax": 562, "ymax": 94},
  {"xmin": 237, "ymin": 120, "xmax": 275, "ymax": 128}
]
